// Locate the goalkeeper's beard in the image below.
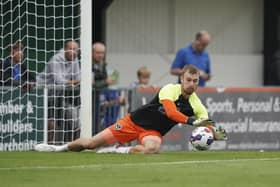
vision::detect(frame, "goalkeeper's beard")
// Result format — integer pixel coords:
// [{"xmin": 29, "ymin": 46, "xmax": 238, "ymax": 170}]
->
[{"xmin": 184, "ymin": 87, "xmax": 195, "ymax": 95}]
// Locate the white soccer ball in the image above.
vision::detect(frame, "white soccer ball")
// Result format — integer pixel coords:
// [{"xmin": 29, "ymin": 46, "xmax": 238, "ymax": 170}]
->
[{"xmin": 189, "ymin": 126, "xmax": 214, "ymax": 151}]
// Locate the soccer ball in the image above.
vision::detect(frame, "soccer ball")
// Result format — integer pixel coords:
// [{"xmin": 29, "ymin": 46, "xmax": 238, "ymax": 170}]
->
[{"xmin": 189, "ymin": 126, "xmax": 214, "ymax": 151}]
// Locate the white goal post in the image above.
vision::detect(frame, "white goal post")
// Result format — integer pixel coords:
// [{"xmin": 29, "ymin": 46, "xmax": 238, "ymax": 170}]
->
[{"xmin": 80, "ymin": 0, "xmax": 92, "ymax": 138}]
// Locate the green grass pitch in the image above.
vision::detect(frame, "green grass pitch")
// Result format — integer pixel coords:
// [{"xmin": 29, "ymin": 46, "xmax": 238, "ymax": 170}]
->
[{"xmin": 0, "ymin": 151, "xmax": 280, "ymax": 187}]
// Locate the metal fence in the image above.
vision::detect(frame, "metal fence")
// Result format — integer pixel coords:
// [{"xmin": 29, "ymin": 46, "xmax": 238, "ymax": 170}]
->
[
  {"xmin": 45, "ymin": 86, "xmax": 132, "ymax": 144},
  {"xmin": 92, "ymin": 88, "xmax": 131, "ymax": 134}
]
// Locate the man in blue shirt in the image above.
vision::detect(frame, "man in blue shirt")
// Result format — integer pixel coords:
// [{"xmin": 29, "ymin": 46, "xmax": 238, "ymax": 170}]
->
[
  {"xmin": 171, "ymin": 30, "xmax": 211, "ymax": 87},
  {"xmin": 0, "ymin": 42, "xmax": 35, "ymax": 87}
]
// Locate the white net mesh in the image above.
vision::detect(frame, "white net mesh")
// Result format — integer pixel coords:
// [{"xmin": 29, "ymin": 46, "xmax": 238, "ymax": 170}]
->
[{"xmin": 0, "ymin": 0, "xmax": 81, "ymax": 151}]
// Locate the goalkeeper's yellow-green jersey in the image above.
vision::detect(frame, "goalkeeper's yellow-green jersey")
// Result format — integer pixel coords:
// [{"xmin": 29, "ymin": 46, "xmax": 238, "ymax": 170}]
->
[{"xmin": 130, "ymin": 83, "xmax": 208, "ymax": 135}]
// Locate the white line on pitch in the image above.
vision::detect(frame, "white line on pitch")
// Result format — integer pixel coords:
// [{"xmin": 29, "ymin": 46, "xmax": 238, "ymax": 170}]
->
[{"xmin": 0, "ymin": 157, "xmax": 279, "ymax": 171}]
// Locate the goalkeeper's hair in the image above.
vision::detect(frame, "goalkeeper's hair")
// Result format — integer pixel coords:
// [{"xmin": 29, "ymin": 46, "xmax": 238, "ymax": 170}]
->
[{"xmin": 182, "ymin": 64, "xmax": 199, "ymax": 75}]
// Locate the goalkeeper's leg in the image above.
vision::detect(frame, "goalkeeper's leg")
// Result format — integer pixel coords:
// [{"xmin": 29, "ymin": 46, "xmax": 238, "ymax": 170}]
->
[
  {"xmin": 68, "ymin": 129, "xmax": 117, "ymax": 151},
  {"xmin": 128, "ymin": 135, "xmax": 161, "ymax": 154},
  {"xmin": 35, "ymin": 114, "xmax": 163, "ymax": 153},
  {"xmin": 34, "ymin": 128, "xmax": 117, "ymax": 152}
]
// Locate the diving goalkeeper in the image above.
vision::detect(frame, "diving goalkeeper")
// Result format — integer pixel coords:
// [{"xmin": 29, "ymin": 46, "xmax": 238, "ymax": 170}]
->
[{"xmin": 35, "ymin": 65, "xmax": 227, "ymax": 154}]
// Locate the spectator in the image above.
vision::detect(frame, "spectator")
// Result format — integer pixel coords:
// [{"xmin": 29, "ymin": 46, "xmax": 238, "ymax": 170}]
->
[
  {"xmin": 170, "ymin": 30, "xmax": 211, "ymax": 87},
  {"xmin": 92, "ymin": 42, "xmax": 125, "ymax": 133},
  {"xmin": 92, "ymin": 42, "xmax": 115, "ymax": 89},
  {"xmin": 130, "ymin": 66, "xmax": 154, "ymax": 88},
  {"xmin": 37, "ymin": 40, "xmax": 80, "ymax": 85},
  {"xmin": 128, "ymin": 66, "xmax": 156, "ymax": 112},
  {"xmin": 37, "ymin": 40, "xmax": 81, "ymax": 143},
  {"xmin": 0, "ymin": 42, "xmax": 35, "ymax": 89}
]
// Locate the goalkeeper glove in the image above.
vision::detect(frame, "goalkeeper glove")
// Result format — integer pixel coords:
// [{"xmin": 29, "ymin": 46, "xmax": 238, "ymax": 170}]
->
[
  {"xmin": 186, "ymin": 116, "xmax": 216, "ymax": 127},
  {"xmin": 206, "ymin": 125, "xmax": 228, "ymax": 141},
  {"xmin": 186, "ymin": 117, "xmax": 228, "ymax": 141}
]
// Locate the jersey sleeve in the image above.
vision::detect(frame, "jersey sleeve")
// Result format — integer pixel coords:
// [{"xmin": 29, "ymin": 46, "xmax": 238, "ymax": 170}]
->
[
  {"xmin": 161, "ymin": 99, "xmax": 188, "ymax": 123},
  {"xmin": 189, "ymin": 93, "xmax": 208, "ymax": 119}
]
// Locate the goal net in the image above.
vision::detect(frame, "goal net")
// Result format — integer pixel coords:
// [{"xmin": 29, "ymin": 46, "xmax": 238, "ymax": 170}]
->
[{"xmin": 0, "ymin": 0, "xmax": 82, "ymax": 151}]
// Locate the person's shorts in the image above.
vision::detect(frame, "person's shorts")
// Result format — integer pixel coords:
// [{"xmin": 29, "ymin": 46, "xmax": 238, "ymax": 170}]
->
[{"xmin": 103, "ymin": 114, "xmax": 162, "ymax": 145}]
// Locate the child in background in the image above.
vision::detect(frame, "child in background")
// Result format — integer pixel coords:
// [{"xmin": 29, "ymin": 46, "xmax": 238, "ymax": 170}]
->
[
  {"xmin": 130, "ymin": 66, "xmax": 153, "ymax": 88},
  {"xmin": 129, "ymin": 66, "xmax": 155, "ymax": 111}
]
